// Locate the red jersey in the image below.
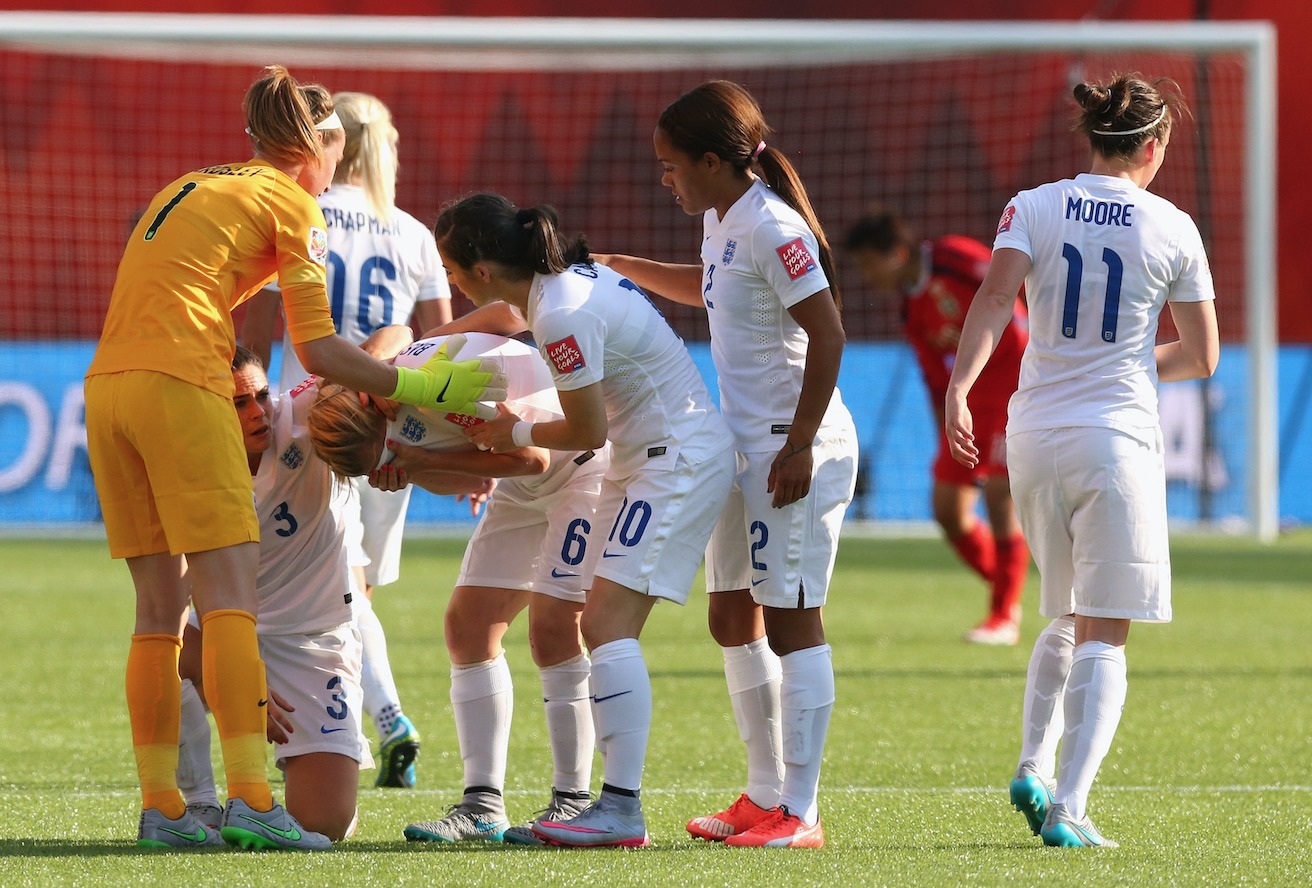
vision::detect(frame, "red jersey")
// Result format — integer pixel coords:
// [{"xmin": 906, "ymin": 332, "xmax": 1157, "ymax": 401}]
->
[{"xmin": 903, "ymin": 235, "xmax": 1028, "ymax": 410}]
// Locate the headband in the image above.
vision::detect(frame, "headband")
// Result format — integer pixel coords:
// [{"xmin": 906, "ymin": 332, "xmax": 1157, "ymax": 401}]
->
[
  {"xmin": 314, "ymin": 110, "xmax": 343, "ymax": 131},
  {"xmin": 1093, "ymin": 106, "xmax": 1167, "ymax": 137}
]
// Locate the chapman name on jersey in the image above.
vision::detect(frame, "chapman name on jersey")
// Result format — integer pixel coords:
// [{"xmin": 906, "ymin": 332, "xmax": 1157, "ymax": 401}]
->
[
  {"xmin": 699, "ymin": 179, "xmax": 851, "ymax": 451},
  {"xmin": 279, "ymin": 183, "xmax": 452, "ymax": 392},
  {"xmin": 253, "ymin": 380, "xmax": 354, "ymax": 635},
  {"xmin": 994, "ymin": 172, "xmax": 1215, "ymax": 433},
  {"xmin": 389, "ymin": 333, "xmax": 603, "ymax": 497},
  {"xmin": 519, "ymin": 263, "xmax": 729, "ymax": 478}
]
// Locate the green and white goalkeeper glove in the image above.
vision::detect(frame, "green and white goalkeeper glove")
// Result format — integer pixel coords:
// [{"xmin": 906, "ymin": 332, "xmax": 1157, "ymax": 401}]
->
[{"xmin": 389, "ymin": 334, "xmax": 509, "ymax": 417}]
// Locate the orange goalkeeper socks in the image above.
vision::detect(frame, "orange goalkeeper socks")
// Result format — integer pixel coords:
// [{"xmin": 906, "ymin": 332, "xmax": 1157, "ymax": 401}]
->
[
  {"xmin": 200, "ymin": 609, "xmax": 273, "ymax": 811},
  {"xmin": 125, "ymin": 633, "xmax": 186, "ymax": 819}
]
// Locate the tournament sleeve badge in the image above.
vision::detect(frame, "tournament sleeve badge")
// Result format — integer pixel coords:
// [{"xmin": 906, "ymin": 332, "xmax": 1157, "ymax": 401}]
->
[
  {"xmin": 775, "ymin": 237, "xmax": 818, "ymax": 280},
  {"xmin": 544, "ymin": 335, "xmax": 587, "ymax": 373},
  {"xmin": 996, "ymin": 205, "xmax": 1016, "ymax": 234},
  {"xmin": 308, "ymin": 227, "xmax": 329, "ymax": 266}
]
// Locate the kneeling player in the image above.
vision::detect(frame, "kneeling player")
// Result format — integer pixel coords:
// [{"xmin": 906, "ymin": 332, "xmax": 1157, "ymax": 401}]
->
[
  {"xmin": 176, "ymin": 346, "xmax": 370, "ymax": 843},
  {"xmin": 305, "ymin": 332, "xmax": 609, "ymax": 845}
]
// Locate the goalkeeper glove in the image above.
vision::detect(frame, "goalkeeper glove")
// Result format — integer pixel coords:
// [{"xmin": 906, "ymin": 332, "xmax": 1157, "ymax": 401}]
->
[{"xmin": 389, "ymin": 334, "xmax": 509, "ymax": 416}]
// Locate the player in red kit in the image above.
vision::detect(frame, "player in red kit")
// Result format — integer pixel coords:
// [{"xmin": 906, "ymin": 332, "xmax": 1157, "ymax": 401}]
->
[{"xmin": 846, "ymin": 210, "xmax": 1030, "ymax": 644}]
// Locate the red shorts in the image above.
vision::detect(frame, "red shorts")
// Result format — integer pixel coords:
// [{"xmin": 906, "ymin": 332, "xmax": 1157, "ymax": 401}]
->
[{"xmin": 934, "ymin": 407, "xmax": 1009, "ymax": 486}]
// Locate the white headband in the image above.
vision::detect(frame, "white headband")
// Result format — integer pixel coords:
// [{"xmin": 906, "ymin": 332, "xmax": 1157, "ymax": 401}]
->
[
  {"xmin": 1093, "ymin": 106, "xmax": 1167, "ymax": 137},
  {"xmin": 314, "ymin": 110, "xmax": 343, "ymax": 131}
]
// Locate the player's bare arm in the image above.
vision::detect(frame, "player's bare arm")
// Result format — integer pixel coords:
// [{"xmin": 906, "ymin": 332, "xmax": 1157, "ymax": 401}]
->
[
  {"xmin": 419, "ymin": 300, "xmax": 527, "ymax": 339},
  {"xmin": 1155, "ymin": 299, "xmax": 1219, "ymax": 382},
  {"xmin": 945, "ymin": 248, "xmax": 1030, "ymax": 467},
  {"xmin": 593, "ymin": 254, "xmax": 704, "ymax": 306},
  {"xmin": 466, "ymin": 384, "xmax": 607, "ymax": 455}
]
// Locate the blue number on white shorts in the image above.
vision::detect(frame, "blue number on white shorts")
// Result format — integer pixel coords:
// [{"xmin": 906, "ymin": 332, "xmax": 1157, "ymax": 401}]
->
[
  {"xmin": 271, "ymin": 501, "xmax": 298, "ymax": 538},
  {"xmin": 1060, "ymin": 243, "xmax": 1124, "ymax": 342},
  {"xmin": 325, "ymin": 675, "xmax": 348, "ymax": 720},
  {"xmin": 561, "ymin": 517, "xmax": 591, "ymax": 566},
  {"xmin": 749, "ymin": 520, "xmax": 769, "ymax": 571},
  {"xmin": 608, "ymin": 497, "xmax": 653, "ymax": 547}
]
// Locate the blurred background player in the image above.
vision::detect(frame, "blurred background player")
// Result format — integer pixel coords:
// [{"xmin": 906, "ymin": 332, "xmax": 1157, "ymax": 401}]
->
[
  {"xmin": 176, "ymin": 346, "xmax": 371, "ymax": 843},
  {"xmin": 845, "ymin": 210, "xmax": 1031, "ymax": 645},
  {"xmin": 304, "ymin": 331, "xmax": 608, "ymax": 846},
  {"xmin": 243, "ymin": 91, "xmax": 454, "ymax": 788},
  {"xmin": 83, "ymin": 65, "xmax": 497, "ymax": 851},
  {"xmin": 947, "ymin": 74, "xmax": 1217, "ymax": 848},
  {"xmin": 599, "ymin": 80, "xmax": 856, "ymax": 849},
  {"xmin": 431, "ymin": 194, "xmax": 735, "ymax": 848}
]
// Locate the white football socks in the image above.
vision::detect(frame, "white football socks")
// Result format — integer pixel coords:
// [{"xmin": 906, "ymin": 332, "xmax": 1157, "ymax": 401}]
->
[
  {"xmin": 1017, "ymin": 616, "xmax": 1076, "ymax": 780},
  {"xmin": 175, "ymin": 678, "xmax": 219, "ymax": 808},
  {"xmin": 1055, "ymin": 641, "xmax": 1128, "ymax": 821},
  {"xmin": 355, "ymin": 593, "xmax": 405, "ymax": 738},
  {"xmin": 776, "ymin": 644, "xmax": 835, "ymax": 826},
  {"xmin": 722, "ymin": 637, "xmax": 784, "ymax": 808},
  {"xmin": 589, "ymin": 638, "xmax": 651, "ymax": 793},
  {"xmin": 450, "ymin": 652, "xmax": 514, "ymax": 791},
  {"xmin": 539, "ymin": 653, "xmax": 594, "ymax": 795}
]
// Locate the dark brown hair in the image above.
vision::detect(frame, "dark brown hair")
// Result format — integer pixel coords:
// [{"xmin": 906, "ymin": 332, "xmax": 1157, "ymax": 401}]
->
[
  {"xmin": 1072, "ymin": 73, "xmax": 1189, "ymax": 161},
  {"xmin": 658, "ymin": 80, "xmax": 839, "ymax": 310},
  {"xmin": 844, "ymin": 209, "xmax": 915, "ymax": 255},
  {"xmin": 434, "ymin": 193, "xmax": 591, "ymax": 279}
]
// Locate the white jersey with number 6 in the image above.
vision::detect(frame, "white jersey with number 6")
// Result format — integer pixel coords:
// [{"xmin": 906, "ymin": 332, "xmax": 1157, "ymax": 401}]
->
[
  {"xmin": 994, "ymin": 172, "xmax": 1215, "ymax": 434},
  {"xmin": 278, "ymin": 183, "xmax": 451, "ymax": 392}
]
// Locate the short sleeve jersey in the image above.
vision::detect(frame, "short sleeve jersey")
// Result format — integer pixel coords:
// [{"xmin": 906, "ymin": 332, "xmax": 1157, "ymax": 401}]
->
[
  {"xmin": 521, "ymin": 264, "xmax": 729, "ymax": 478},
  {"xmin": 904, "ymin": 236, "xmax": 1028, "ymax": 410},
  {"xmin": 253, "ymin": 380, "xmax": 353, "ymax": 636},
  {"xmin": 386, "ymin": 333, "xmax": 602, "ymax": 497},
  {"xmin": 700, "ymin": 179, "xmax": 848, "ymax": 451},
  {"xmin": 87, "ymin": 160, "xmax": 337, "ymax": 396},
  {"xmin": 278, "ymin": 184, "xmax": 452, "ymax": 391},
  {"xmin": 994, "ymin": 173, "xmax": 1215, "ymax": 432}
]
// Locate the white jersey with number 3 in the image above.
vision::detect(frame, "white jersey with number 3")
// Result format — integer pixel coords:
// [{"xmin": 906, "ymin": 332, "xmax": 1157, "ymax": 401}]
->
[
  {"xmin": 279, "ymin": 184, "xmax": 451, "ymax": 391},
  {"xmin": 994, "ymin": 173, "xmax": 1215, "ymax": 433},
  {"xmin": 253, "ymin": 380, "xmax": 354, "ymax": 635},
  {"xmin": 700, "ymin": 179, "xmax": 849, "ymax": 452}
]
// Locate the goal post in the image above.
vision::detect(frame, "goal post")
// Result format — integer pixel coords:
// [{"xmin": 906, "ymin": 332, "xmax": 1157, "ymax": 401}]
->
[{"xmin": 0, "ymin": 13, "xmax": 1278, "ymax": 538}]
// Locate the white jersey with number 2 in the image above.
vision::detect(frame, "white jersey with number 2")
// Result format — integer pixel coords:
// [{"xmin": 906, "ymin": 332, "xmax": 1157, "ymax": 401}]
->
[{"xmin": 994, "ymin": 172, "xmax": 1215, "ymax": 434}]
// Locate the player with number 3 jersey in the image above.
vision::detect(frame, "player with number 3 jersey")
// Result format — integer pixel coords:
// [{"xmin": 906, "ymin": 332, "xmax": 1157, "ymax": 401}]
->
[{"xmin": 946, "ymin": 74, "xmax": 1218, "ymax": 849}]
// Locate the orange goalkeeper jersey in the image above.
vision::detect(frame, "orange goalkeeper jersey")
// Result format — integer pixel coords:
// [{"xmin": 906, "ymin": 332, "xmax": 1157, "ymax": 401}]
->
[{"xmin": 87, "ymin": 159, "xmax": 338, "ymax": 396}]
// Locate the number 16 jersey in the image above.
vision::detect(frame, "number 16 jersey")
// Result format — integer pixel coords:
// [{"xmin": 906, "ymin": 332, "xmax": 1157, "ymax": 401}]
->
[{"xmin": 994, "ymin": 172, "xmax": 1214, "ymax": 434}]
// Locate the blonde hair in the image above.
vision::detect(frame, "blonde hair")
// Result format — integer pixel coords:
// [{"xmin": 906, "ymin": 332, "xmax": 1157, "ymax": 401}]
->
[
  {"xmin": 305, "ymin": 385, "xmax": 387, "ymax": 481},
  {"xmin": 243, "ymin": 65, "xmax": 340, "ymax": 165},
  {"xmin": 332, "ymin": 91, "xmax": 399, "ymax": 219}
]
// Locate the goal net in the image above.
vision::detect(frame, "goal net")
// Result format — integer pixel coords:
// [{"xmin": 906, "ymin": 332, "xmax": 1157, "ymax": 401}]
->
[{"xmin": 0, "ymin": 14, "xmax": 1277, "ymax": 536}]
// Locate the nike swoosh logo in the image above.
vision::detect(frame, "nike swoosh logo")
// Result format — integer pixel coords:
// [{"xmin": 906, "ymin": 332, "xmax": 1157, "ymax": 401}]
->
[
  {"xmin": 551, "ymin": 568, "xmax": 579, "ymax": 578},
  {"xmin": 257, "ymin": 699, "xmax": 268, "ymax": 708},
  {"xmin": 601, "ymin": 551, "xmax": 625, "ymax": 558},
  {"xmin": 591, "ymin": 690, "xmax": 633, "ymax": 703},
  {"xmin": 160, "ymin": 825, "xmax": 208, "ymax": 842},
  {"xmin": 435, "ymin": 375, "xmax": 452, "ymax": 403},
  {"xmin": 239, "ymin": 814, "xmax": 301, "ymax": 841},
  {"xmin": 320, "ymin": 726, "xmax": 348, "ymax": 734}
]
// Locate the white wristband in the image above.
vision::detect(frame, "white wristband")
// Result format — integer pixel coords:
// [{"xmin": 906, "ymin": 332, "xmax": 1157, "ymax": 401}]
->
[{"xmin": 511, "ymin": 421, "xmax": 535, "ymax": 448}]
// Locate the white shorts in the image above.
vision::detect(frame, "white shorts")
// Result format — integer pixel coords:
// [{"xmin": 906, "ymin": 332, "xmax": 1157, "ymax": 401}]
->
[
  {"xmin": 1008, "ymin": 426, "xmax": 1171, "ymax": 623},
  {"xmin": 258, "ymin": 622, "xmax": 373, "ymax": 770},
  {"xmin": 457, "ymin": 453, "xmax": 607, "ymax": 603},
  {"xmin": 585, "ymin": 448, "xmax": 735, "ymax": 605},
  {"xmin": 339, "ymin": 477, "xmax": 412, "ymax": 588},
  {"xmin": 705, "ymin": 422, "xmax": 858, "ymax": 609}
]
